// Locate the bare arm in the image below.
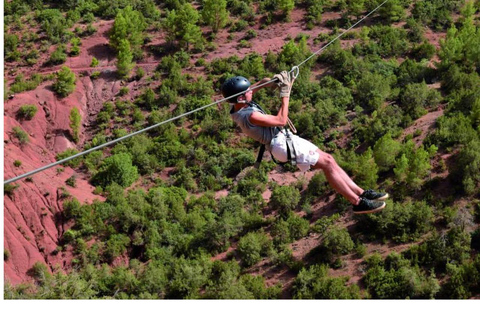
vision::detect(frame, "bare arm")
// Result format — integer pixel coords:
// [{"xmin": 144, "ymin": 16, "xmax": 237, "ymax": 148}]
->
[
  {"xmin": 251, "ymin": 77, "xmax": 276, "ymax": 95},
  {"xmin": 249, "ymin": 96, "xmax": 289, "ymax": 127}
]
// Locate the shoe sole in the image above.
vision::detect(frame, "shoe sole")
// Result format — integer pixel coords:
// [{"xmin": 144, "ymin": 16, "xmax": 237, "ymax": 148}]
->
[
  {"xmin": 376, "ymin": 193, "xmax": 389, "ymax": 201},
  {"xmin": 353, "ymin": 201, "xmax": 386, "ymax": 214}
]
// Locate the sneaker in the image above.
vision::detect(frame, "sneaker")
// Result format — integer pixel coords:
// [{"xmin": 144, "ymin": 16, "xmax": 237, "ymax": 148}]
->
[
  {"xmin": 353, "ymin": 198, "xmax": 386, "ymax": 214},
  {"xmin": 361, "ymin": 189, "xmax": 389, "ymax": 201}
]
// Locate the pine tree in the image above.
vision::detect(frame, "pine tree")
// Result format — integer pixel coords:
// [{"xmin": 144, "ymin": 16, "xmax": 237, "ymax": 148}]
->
[
  {"xmin": 201, "ymin": 0, "xmax": 229, "ymax": 33},
  {"xmin": 109, "ymin": 6, "xmax": 146, "ymax": 59},
  {"xmin": 53, "ymin": 66, "xmax": 76, "ymax": 97},
  {"xmin": 116, "ymin": 39, "xmax": 134, "ymax": 79},
  {"xmin": 69, "ymin": 107, "xmax": 81, "ymax": 143},
  {"xmin": 164, "ymin": 3, "xmax": 203, "ymax": 50}
]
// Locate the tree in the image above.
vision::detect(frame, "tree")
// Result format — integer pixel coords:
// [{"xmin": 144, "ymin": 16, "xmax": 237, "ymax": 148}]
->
[
  {"xmin": 377, "ymin": 0, "xmax": 406, "ymax": 23},
  {"xmin": 400, "ymin": 82, "xmax": 441, "ymax": 120},
  {"xmin": 269, "ymin": 184, "xmax": 301, "ymax": 219},
  {"xmin": 356, "ymin": 72, "xmax": 391, "ymax": 111},
  {"xmin": 237, "ymin": 231, "xmax": 272, "ymax": 267},
  {"xmin": 201, "ymin": 0, "xmax": 229, "ymax": 33},
  {"xmin": 373, "ymin": 133, "xmax": 401, "ymax": 172},
  {"xmin": 69, "ymin": 107, "xmax": 81, "ymax": 143},
  {"xmin": 109, "ymin": 6, "xmax": 146, "ymax": 59},
  {"xmin": 53, "ymin": 66, "xmax": 76, "ymax": 97},
  {"xmin": 163, "ymin": 3, "xmax": 203, "ymax": 50},
  {"xmin": 93, "ymin": 153, "xmax": 139, "ymax": 188},
  {"xmin": 49, "ymin": 45, "xmax": 67, "ymax": 65},
  {"xmin": 116, "ymin": 39, "xmax": 134, "ymax": 79},
  {"xmin": 293, "ymin": 264, "xmax": 361, "ymax": 299}
]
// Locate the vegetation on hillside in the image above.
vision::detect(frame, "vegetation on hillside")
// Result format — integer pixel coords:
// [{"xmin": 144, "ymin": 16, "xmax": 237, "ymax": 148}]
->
[{"xmin": 4, "ymin": 0, "xmax": 480, "ymax": 299}]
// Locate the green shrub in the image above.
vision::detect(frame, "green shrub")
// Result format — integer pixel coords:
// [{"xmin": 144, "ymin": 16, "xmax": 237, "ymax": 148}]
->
[
  {"xmin": 12, "ymin": 127, "xmax": 29, "ymax": 145},
  {"xmin": 404, "ymin": 227, "xmax": 472, "ymax": 272},
  {"xmin": 49, "ymin": 46, "xmax": 67, "ymax": 65},
  {"xmin": 292, "ymin": 264, "xmax": 361, "ymax": 299},
  {"xmin": 373, "ymin": 133, "xmax": 402, "ymax": 172},
  {"xmin": 13, "ymin": 160, "xmax": 22, "ymax": 167},
  {"xmin": 92, "ymin": 153, "xmax": 139, "ymax": 188},
  {"xmin": 399, "ymin": 82, "xmax": 441, "ymax": 120},
  {"xmin": 70, "ymin": 37, "xmax": 81, "ymax": 56},
  {"xmin": 69, "ymin": 107, "xmax": 81, "ymax": 143},
  {"xmin": 90, "ymin": 57, "xmax": 99, "ymax": 67},
  {"xmin": 4, "ymin": 249, "xmax": 11, "ymax": 261},
  {"xmin": 363, "ymin": 252, "xmax": 440, "ymax": 299},
  {"xmin": 90, "ymin": 71, "xmax": 101, "ymax": 79},
  {"xmin": 53, "ymin": 66, "xmax": 76, "ymax": 97},
  {"xmin": 321, "ymin": 226, "xmax": 354, "ymax": 257},
  {"xmin": 237, "ymin": 231, "xmax": 272, "ymax": 267},
  {"xmin": 56, "ymin": 148, "xmax": 82, "ymax": 168},
  {"xmin": 4, "ymin": 184, "xmax": 19, "ymax": 196},
  {"xmin": 356, "ymin": 199, "xmax": 434, "ymax": 243},
  {"xmin": 10, "ymin": 73, "xmax": 44, "ymax": 93},
  {"xmin": 17, "ymin": 105, "xmax": 38, "ymax": 120},
  {"xmin": 119, "ymin": 87, "xmax": 129, "ymax": 96},
  {"xmin": 66, "ymin": 175, "xmax": 77, "ymax": 187},
  {"xmin": 439, "ymin": 256, "xmax": 480, "ymax": 299},
  {"xmin": 136, "ymin": 67, "xmax": 145, "ymax": 79},
  {"xmin": 270, "ymin": 184, "xmax": 301, "ymax": 219}
]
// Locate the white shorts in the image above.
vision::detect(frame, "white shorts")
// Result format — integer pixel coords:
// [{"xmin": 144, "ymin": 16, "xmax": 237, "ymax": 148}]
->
[{"xmin": 270, "ymin": 130, "xmax": 320, "ymax": 172}]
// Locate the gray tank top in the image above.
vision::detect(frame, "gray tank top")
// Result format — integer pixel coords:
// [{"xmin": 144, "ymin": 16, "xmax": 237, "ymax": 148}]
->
[{"xmin": 230, "ymin": 101, "xmax": 279, "ymax": 146}]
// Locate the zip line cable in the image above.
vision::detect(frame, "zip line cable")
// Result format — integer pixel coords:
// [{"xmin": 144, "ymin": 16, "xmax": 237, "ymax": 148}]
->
[
  {"xmin": 296, "ymin": 0, "xmax": 390, "ymax": 68},
  {"xmin": 4, "ymin": 0, "xmax": 390, "ymax": 185}
]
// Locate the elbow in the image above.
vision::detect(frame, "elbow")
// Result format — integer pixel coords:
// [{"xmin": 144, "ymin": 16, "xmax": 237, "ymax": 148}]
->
[{"xmin": 277, "ymin": 117, "xmax": 288, "ymax": 127}]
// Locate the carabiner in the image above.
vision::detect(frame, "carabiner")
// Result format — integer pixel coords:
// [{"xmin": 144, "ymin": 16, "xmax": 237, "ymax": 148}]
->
[{"xmin": 290, "ymin": 66, "xmax": 300, "ymax": 79}]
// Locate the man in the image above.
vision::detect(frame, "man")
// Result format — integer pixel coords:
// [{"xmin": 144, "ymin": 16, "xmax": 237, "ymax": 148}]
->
[{"xmin": 221, "ymin": 71, "xmax": 388, "ymax": 214}]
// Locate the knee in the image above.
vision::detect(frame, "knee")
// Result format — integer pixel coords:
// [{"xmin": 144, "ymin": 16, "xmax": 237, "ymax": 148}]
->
[{"xmin": 317, "ymin": 153, "xmax": 336, "ymax": 171}]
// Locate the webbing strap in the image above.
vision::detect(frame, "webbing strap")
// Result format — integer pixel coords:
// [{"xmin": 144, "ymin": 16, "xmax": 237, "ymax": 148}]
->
[
  {"xmin": 254, "ymin": 144, "xmax": 266, "ymax": 169},
  {"xmin": 285, "ymin": 130, "xmax": 297, "ymax": 166}
]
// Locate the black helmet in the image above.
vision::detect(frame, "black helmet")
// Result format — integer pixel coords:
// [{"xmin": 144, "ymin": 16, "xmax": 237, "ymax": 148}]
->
[{"xmin": 221, "ymin": 76, "xmax": 251, "ymax": 103}]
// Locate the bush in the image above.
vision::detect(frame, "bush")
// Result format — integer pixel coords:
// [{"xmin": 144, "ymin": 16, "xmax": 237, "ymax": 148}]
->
[
  {"xmin": 4, "ymin": 249, "xmax": 11, "ymax": 261},
  {"xmin": 4, "ymin": 184, "xmax": 19, "ymax": 196},
  {"xmin": 237, "ymin": 231, "xmax": 272, "ymax": 267},
  {"xmin": 321, "ymin": 226, "xmax": 354, "ymax": 257},
  {"xmin": 363, "ymin": 252, "xmax": 440, "ymax": 299},
  {"xmin": 17, "ymin": 104, "xmax": 38, "ymax": 120},
  {"xmin": 13, "ymin": 160, "xmax": 22, "ymax": 167},
  {"xmin": 10, "ymin": 73, "xmax": 44, "ymax": 93},
  {"xmin": 439, "ymin": 257, "xmax": 480, "ymax": 299},
  {"xmin": 69, "ymin": 107, "xmax": 81, "ymax": 143},
  {"xmin": 90, "ymin": 57, "xmax": 99, "ymax": 67},
  {"xmin": 49, "ymin": 46, "xmax": 67, "ymax": 65},
  {"xmin": 399, "ymin": 82, "xmax": 441, "ymax": 120},
  {"xmin": 66, "ymin": 175, "xmax": 77, "ymax": 187},
  {"xmin": 92, "ymin": 153, "xmax": 139, "ymax": 188},
  {"xmin": 12, "ymin": 127, "xmax": 29, "ymax": 145},
  {"xmin": 292, "ymin": 264, "xmax": 361, "ymax": 299},
  {"xmin": 404, "ymin": 227, "xmax": 472, "ymax": 272},
  {"xmin": 119, "ymin": 87, "xmax": 129, "ymax": 96},
  {"xmin": 373, "ymin": 133, "xmax": 402, "ymax": 172},
  {"xmin": 90, "ymin": 71, "xmax": 101, "ymax": 79},
  {"xmin": 356, "ymin": 199, "xmax": 434, "ymax": 243},
  {"xmin": 356, "ymin": 72, "xmax": 391, "ymax": 111},
  {"xmin": 56, "ymin": 148, "xmax": 82, "ymax": 168},
  {"xmin": 70, "ymin": 37, "xmax": 81, "ymax": 56},
  {"xmin": 270, "ymin": 184, "xmax": 301, "ymax": 218},
  {"xmin": 53, "ymin": 67, "xmax": 76, "ymax": 97}
]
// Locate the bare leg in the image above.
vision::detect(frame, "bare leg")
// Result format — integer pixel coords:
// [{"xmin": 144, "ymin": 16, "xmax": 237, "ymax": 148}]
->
[
  {"xmin": 312, "ymin": 150, "xmax": 360, "ymax": 205},
  {"xmin": 336, "ymin": 164, "xmax": 364, "ymax": 196}
]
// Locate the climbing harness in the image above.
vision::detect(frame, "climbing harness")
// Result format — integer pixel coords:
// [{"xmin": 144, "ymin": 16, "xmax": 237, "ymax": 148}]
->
[
  {"xmin": 4, "ymin": 0, "xmax": 390, "ymax": 185},
  {"xmin": 248, "ymin": 101, "xmax": 297, "ymax": 169}
]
